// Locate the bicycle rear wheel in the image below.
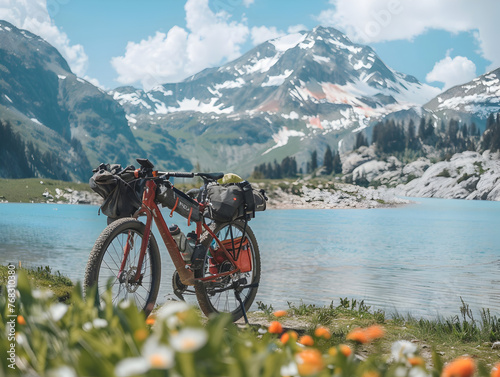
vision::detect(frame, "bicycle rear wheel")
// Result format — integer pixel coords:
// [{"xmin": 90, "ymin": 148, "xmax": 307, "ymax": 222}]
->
[
  {"xmin": 84, "ymin": 218, "xmax": 161, "ymax": 316},
  {"xmin": 194, "ymin": 220, "xmax": 261, "ymax": 321}
]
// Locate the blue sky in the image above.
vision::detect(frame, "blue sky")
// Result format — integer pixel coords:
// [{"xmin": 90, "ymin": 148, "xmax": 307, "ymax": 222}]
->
[{"xmin": 1, "ymin": 0, "xmax": 497, "ymax": 93}]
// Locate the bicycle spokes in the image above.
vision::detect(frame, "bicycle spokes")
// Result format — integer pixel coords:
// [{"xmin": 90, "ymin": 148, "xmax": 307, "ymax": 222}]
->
[{"xmin": 98, "ymin": 230, "xmax": 154, "ymax": 309}]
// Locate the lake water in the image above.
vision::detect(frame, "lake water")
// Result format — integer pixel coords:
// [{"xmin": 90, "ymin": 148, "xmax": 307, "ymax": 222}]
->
[{"xmin": 1, "ymin": 198, "xmax": 499, "ymax": 319}]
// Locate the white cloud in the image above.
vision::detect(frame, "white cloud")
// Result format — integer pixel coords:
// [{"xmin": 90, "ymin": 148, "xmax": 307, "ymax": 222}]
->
[
  {"xmin": 242, "ymin": 0, "xmax": 254, "ymax": 7},
  {"xmin": 426, "ymin": 54, "xmax": 476, "ymax": 90},
  {"xmin": 317, "ymin": 0, "xmax": 500, "ymax": 70},
  {"xmin": 287, "ymin": 24, "xmax": 307, "ymax": 34},
  {"xmin": 250, "ymin": 26, "xmax": 285, "ymax": 46},
  {"xmin": 111, "ymin": 0, "xmax": 249, "ymax": 90},
  {"xmin": 0, "ymin": 0, "xmax": 89, "ymax": 77}
]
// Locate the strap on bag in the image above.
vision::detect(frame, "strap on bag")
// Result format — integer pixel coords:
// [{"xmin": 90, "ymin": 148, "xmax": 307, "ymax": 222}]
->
[{"xmin": 170, "ymin": 197, "xmax": 179, "ymax": 218}]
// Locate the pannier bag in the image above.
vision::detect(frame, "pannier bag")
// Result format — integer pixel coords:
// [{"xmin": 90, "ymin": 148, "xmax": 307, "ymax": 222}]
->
[
  {"xmin": 205, "ymin": 180, "xmax": 267, "ymax": 222},
  {"xmin": 156, "ymin": 182, "xmax": 201, "ymax": 224},
  {"xmin": 89, "ymin": 163, "xmax": 144, "ymax": 219}
]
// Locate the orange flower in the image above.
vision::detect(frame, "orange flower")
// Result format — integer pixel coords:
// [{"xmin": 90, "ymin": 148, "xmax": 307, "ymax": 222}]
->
[
  {"xmin": 273, "ymin": 310, "xmax": 287, "ymax": 317},
  {"xmin": 298, "ymin": 335, "xmax": 314, "ymax": 347},
  {"xmin": 145, "ymin": 315, "xmax": 156, "ymax": 325},
  {"xmin": 295, "ymin": 349, "xmax": 324, "ymax": 376},
  {"xmin": 362, "ymin": 371, "xmax": 380, "ymax": 377},
  {"xmin": 346, "ymin": 325, "xmax": 385, "ymax": 344},
  {"xmin": 268, "ymin": 321, "xmax": 283, "ymax": 334},
  {"xmin": 346, "ymin": 328, "xmax": 369, "ymax": 344},
  {"xmin": 281, "ymin": 330, "xmax": 298, "ymax": 344},
  {"xmin": 364, "ymin": 325, "xmax": 385, "ymax": 341},
  {"xmin": 339, "ymin": 344, "xmax": 352, "ymax": 357},
  {"xmin": 442, "ymin": 357, "xmax": 475, "ymax": 377},
  {"xmin": 329, "ymin": 344, "xmax": 352, "ymax": 357},
  {"xmin": 491, "ymin": 363, "xmax": 500, "ymax": 377},
  {"xmin": 133, "ymin": 328, "xmax": 148, "ymax": 342},
  {"xmin": 408, "ymin": 356, "xmax": 425, "ymax": 367},
  {"xmin": 314, "ymin": 326, "xmax": 331, "ymax": 340},
  {"xmin": 17, "ymin": 315, "xmax": 26, "ymax": 325}
]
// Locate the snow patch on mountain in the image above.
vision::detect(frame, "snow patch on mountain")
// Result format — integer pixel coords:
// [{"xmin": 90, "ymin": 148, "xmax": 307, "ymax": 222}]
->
[
  {"xmin": 214, "ymin": 78, "xmax": 245, "ymax": 90},
  {"xmin": 262, "ymin": 70, "xmax": 293, "ymax": 87},
  {"xmin": 263, "ymin": 127, "xmax": 305, "ymax": 155},
  {"xmin": 245, "ymin": 55, "xmax": 280, "ymax": 74},
  {"xmin": 112, "ymin": 91, "xmax": 152, "ymax": 110},
  {"xmin": 281, "ymin": 111, "xmax": 300, "ymax": 120},
  {"xmin": 312, "ymin": 55, "xmax": 330, "ymax": 64},
  {"xmin": 269, "ymin": 32, "xmax": 306, "ymax": 52},
  {"xmin": 169, "ymin": 98, "xmax": 233, "ymax": 114}
]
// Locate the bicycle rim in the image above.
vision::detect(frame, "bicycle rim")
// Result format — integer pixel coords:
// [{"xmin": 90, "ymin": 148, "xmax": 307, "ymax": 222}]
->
[
  {"xmin": 87, "ymin": 219, "xmax": 160, "ymax": 314},
  {"xmin": 196, "ymin": 221, "xmax": 260, "ymax": 319}
]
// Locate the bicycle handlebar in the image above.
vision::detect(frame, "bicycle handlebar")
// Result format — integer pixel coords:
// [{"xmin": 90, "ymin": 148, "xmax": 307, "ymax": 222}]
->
[{"xmin": 161, "ymin": 172, "xmax": 195, "ymax": 179}]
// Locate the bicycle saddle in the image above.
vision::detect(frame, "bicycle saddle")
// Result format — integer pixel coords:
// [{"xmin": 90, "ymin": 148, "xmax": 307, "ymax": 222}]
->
[{"xmin": 197, "ymin": 172, "xmax": 224, "ymax": 181}]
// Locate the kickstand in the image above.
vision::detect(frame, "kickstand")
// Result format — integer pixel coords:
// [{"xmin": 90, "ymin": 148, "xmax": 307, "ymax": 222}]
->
[{"xmin": 234, "ymin": 290, "xmax": 249, "ymax": 325}]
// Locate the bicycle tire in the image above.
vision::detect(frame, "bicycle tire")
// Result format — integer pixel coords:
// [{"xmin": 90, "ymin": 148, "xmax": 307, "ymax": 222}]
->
[
  {"xmin": 84, "ymin": 217, "xmax": 161, "ymax": 316},
  {"xmin": 194, "ymin": 219, "xmax": 261, "ymax": 321}
]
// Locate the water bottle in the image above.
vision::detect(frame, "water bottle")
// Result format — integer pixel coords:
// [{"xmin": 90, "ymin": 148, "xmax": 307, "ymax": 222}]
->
[
  {"xmin": 169, "ymin": 225, "xmax": 192, "ymax": 262},
  {"xmin": 185, "ymin": 231, "xmax": 197, "ymax": 262}
]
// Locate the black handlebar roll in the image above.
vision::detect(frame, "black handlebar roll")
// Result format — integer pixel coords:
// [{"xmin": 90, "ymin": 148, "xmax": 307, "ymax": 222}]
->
[{"xmin": 171, "ymin": 172, "xmax": 195, "ymax": 178}]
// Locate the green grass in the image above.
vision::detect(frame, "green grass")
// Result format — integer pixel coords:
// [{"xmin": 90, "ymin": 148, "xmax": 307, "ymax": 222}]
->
[
  {"xmin": 0, "ymin": 265, "xmax": 73, "ymax": 301},
  {"xmin": 0, "ymin": 178, "xmax": 91, "ymax": 203},
  {"xmin": 251, "ymin": 298, "xmax": 500, "ymax": 365}
]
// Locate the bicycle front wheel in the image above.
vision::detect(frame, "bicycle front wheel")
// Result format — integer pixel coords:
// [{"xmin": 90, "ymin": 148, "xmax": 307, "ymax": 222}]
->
[
  {"xmin": 84, "ymin": 218, "xmax": 161, "ymax": 316},
  {"xmin": 195, "ymin": 220, "xmax": 261, "ymax": 321}
]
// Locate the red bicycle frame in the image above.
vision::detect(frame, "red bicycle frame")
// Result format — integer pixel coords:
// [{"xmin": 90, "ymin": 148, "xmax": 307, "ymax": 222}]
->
[{"xmin": 117, "ymin": 179, "xmax": 247, "ymax": 286}]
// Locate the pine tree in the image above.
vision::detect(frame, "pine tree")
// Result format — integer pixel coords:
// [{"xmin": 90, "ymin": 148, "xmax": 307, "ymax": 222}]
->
[
  {"xmin": 355, "ymin": 132, "xmax": 368, "ymax": 149},
  {"xmin": 323, "ymin": 146, "xmax": 334, "ymax": 174},
  {"xmin": 310, "ymin": 150, "xmax": 318, "ymax": 171},
  {"xmin": 333, "ymin": 151, "xmax": 342, "ymax": 174}
]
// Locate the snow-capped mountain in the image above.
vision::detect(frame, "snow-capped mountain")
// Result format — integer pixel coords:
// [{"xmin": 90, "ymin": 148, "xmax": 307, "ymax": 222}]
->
[
  {"xmin": 425, "ymin": 68, "xmax": 500, "ymax": 119},
  {"xmin": 111, "ymin": 26, "xmax": 440, "ymax": 173}
]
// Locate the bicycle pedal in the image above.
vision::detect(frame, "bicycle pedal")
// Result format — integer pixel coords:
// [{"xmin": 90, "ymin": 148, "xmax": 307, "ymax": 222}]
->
[{"xmin": 172, "ymin": 271, "xmax": 186, "ymax": 301}]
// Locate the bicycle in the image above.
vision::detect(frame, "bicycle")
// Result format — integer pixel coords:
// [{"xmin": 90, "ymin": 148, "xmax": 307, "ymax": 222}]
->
[{"xmin": 84, "ymin": 158, "xmax": 264, "ymax": 322}]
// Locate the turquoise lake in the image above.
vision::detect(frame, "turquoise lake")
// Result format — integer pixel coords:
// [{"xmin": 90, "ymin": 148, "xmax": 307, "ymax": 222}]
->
[{"xmin": 1, "ymin": 198, "xmax": 499, "ymax": 318}]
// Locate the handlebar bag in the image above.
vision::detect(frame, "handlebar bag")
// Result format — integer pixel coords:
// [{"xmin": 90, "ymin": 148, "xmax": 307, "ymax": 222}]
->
[
  {"xmin": 89, "ymin": 164, "xmax": 144, "ymax": 219},
  {"xmin": 157, "ymin": 183, "xmax": 201, "ymax": 223}
]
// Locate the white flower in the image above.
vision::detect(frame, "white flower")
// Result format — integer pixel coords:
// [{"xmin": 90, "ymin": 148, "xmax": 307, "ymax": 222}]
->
[
  {"xmin": 46, "ymin": 365, "xmax": 77, "ymax": 377},
  {"xmin": 119, "ymin": 299, "xmax": 132, "ymax": 309},
  {"xmin": 49, "ymin": 303, "xmax": 68, "ymax": 321},
  {"xmin": 391, "ymin": 340, "xmax": 417, "ymax": 362},
  {"xmin": 115, "ymin": 337, "xmax": 175, "ymax": 377},
  {"xmin": 82, "ymin": 322, "xmax": 93, "ymax": 331},
  {"xmin": 143, "ymin": 337, "xmax": 175, "ymax": 367},
  {"xmin": 92, "ymin": 318, "xmax": 108, "ymax": 328},
  {"xmin": 170, "ymin": 328, "xmax": 208, "ymax": 352},
  {"xmin": 409, "ymin": 368, "xmax": 431, "ymax": 377},
  {"xmin": 32, "ymin": 289, "xmax": 54, "ymax": 300},
  {"xmin": 280, "ymin": 361, "xmax": 299, "ymax": 376},
  {"xmin": 156, "ymin": 301, "xmax": 190, "ymax": 320},
  {"xmin": 15, "ymin": 333, "xmax": 27, "ymax": 346},
  {"xmin": 115, "ymin": 357, "xmax": 150, "ymax": 377}
]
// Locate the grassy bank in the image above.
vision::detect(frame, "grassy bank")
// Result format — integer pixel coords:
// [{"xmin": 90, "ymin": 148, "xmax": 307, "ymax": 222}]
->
[
  {"xmin": 249, "ymin": 299, "xmax": 500, "ymax": 366},
  {"xmin": 0, "ymin": 265, "xmax": 73, "ymax": 301},
  {"xmin": 5, "ymin": 265, "xmax": 500, "ymax": 366},
  {"xmin": 3, "ymin": 272, "xmax": 500, "ymax": 376},
  {"xmin": 2, "ymin": 269, "xmax": 500, "ymax": 376},
  {"xmin": 0, "ymin": 178, "xmax": 91, "ymax": 203}
]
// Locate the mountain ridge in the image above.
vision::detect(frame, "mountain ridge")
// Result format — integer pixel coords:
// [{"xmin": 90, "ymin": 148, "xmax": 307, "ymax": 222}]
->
[{"xmin": 1, "ymin": 21, "xmax": 499, "ymax": 181}]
